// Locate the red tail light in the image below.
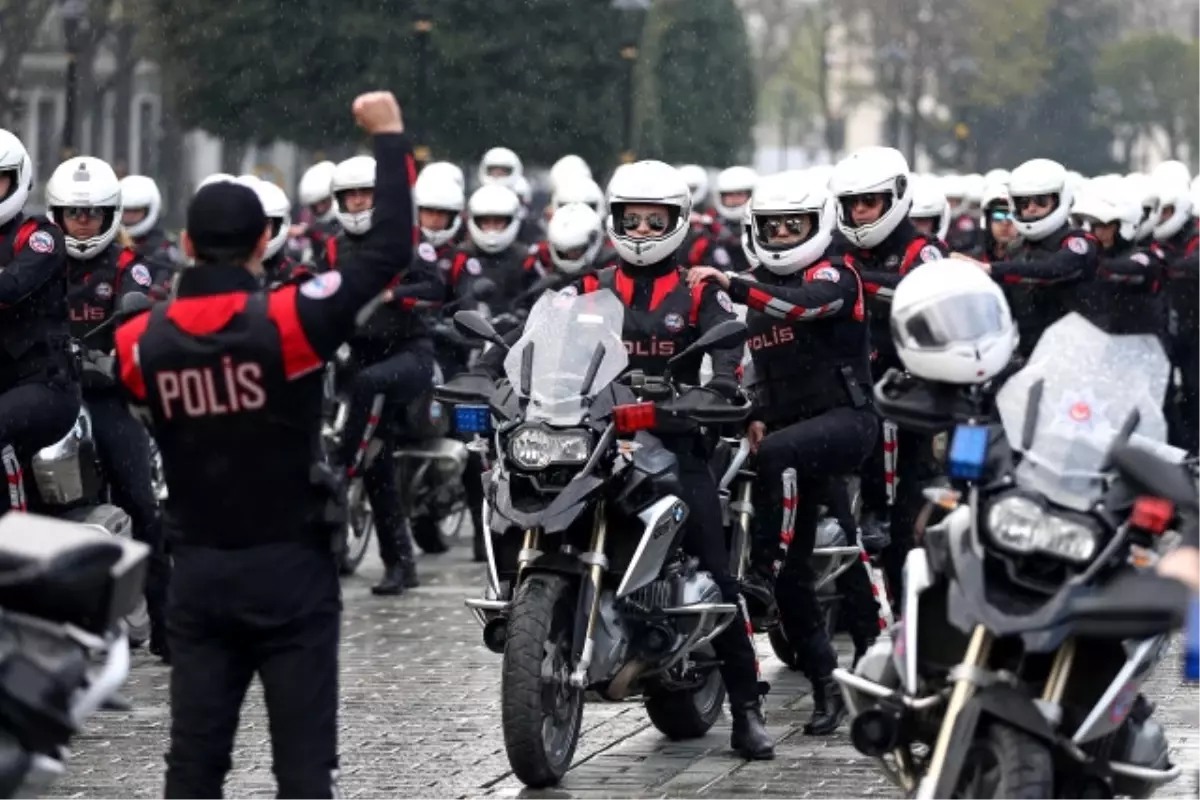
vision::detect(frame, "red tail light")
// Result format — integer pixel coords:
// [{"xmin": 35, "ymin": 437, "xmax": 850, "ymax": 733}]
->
[
  {"xmin": 1131, "ymin": 496, "xmax": 1173, "ymax": 535},
  {"xmin": 613, "ymin": 402, "xmax": 657, "ymax": 434}
]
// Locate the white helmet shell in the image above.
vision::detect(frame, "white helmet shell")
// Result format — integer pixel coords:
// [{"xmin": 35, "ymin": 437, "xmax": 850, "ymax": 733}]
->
[
  {"xmin": 45, "ymin": 156, "xmax": 122, "ymax": 260},
  {"xmin": 251, "ymin": 180, "xmax": 292, "ymax": 260},
  {"xmin": 962, "ymin": 173, "xmax": 985, "ymax": 207},
  {"xmin": 1071, "ymin": 176, "xmax": 1139, "ymax": 242},
  {"xmin": 196, "ymin": 172, "xmax": 235, "ymax": 192},
  {"xmin": 478, "ymin": 147, "xmax": 523, "ymax": 189},
  {"xmin": 1123, "ymin": 173, "xmax": 1159, "ymax": 240},
  {"xmin": 414, "ymin": 168, "xmax": 465, "ymax": 247},
  {"xmin": 467, "ymin": 184, "xmax": 522, "ymax": 254},
  {"xmin": 891, "ymin": 260, "xmax": 1018, "ymax": 385},
  {"xmin": 750, "ymin": 170, "xmax": 835, "ymax": 276},
  {"xmin": 549, "ymin": 155, "xmax": 592, "ymax": 194},
  {"xmin": 982, "ymin": 168, "xmax": 1010, "ymax": 189},
  {"xmin": 830, "ymin": 146, "xmax": 913, "ymax": 249},
  {"xmin": 421, "ymin": 161, "xmax": 465, "ymax": 191},
  {"xmin": 552, "ymin": 176, "xmax": 604, "ymax": 216},
  {"xmin": 678, "ymin": 164, "xmax": 709, "ymax": 208},
  {"xmin": 1151, "ymin": 160, "xmax": 1191, "ymax": 190},
  {"xmin": 119, "ymin": 175, "xmax": 162, "ymax": 238},
  {"xmin": 0, "ymin": 129, "xmax": 32, "ymax": 228},
  {"xmin": 605, "ymin": 160, "xmax": 691, "ymax": 267},
  {"xmin": 298, "ymin": 161, "xmax": 337, "ymax": 222},
  {"xmin": 512, "ymin": 175, "xmax": 533, "ymax": 207},
  {"xmin": 1152, "ymin": 176, "xmax": 1194, "ymax": 242},
  {"xmin": 1008, "ymin": 158, "xmax": 1072, "ymax": 241},
  {"xmin": 740, "ymin": 203, "xmax": 758, "ymax": 270},
  {"xmin": 908, "ymin": 174, "xmax": 949, "ymax": 242},
  {"xmin": 332, "ymin": 155, "xmax": 377, "ymax": 235},
  {"xmin": 713, "ymin": 166, "xmax": 758, "ymax": 222},
  {"xmin": 547, "ymin": 202, "xmax": 603, "ymax": 274}
]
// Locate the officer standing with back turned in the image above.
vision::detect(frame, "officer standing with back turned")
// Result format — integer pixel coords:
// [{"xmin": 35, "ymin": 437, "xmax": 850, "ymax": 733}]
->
[{"xmin": 113, "ymin": 91, "xmax": 413, "ymax": 799}]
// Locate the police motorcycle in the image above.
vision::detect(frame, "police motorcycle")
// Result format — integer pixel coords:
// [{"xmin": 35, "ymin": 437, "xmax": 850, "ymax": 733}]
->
[
  {"xmin": 30, "ymin": 294, "xmax": 155, "ymax": 646},
  {"xmin": 834, "ymin": 314, "xmax": 1192, "ymax": 799},
  {"xmin": 0, "ymin": 512, "xmax": 147, "ymax": 798},
  {"xmin": 437, "ymin": 289, "xmax": 752, "ymax": 788}
]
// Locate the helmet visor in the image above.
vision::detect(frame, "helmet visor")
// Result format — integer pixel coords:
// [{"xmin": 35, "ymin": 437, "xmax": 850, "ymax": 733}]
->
[{"xmin": 891, "ymin": 293, "xmax": 1006, "ymax": 350}]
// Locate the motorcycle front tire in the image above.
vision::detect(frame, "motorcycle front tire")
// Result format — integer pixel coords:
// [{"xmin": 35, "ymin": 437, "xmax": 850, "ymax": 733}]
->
[{"xmin": 644, "ymin": 667, "xmax": 725, "ymax": 740}]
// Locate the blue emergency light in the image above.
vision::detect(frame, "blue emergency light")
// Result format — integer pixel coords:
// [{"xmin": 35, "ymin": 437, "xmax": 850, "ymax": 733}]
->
[
  {"xmin": 1186, "ymin": 598, "xmax": 1198, "ymax": 683},
  {"xmin": 947, "ymin": 424, "xmax": 989, "ymax": 481},
  {"xmin": 454, "ymin": 405, "xmax": 492, "ymax": 435}
]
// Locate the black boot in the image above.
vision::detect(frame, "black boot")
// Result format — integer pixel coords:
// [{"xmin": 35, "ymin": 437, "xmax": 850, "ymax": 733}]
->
[
  {"xmin": 411, "ymin": 516, "xmax": 448, "ymax": 555},
  {"xmin": 471, "ymin": 509, "xmax": 487, "ymax": 563},
  {"xmin": 371, "ymin": 564, "xmax": 408, "ymax": 596},
  {"xmin": 730, "ymin": 700, "xmax": 776, "ymax": 760},
  {"xmin": 399, "ymin": 556, "xmax": 420, "ymax": 589},
  {"xmin": 804, "ymin": 676, "xmax": 847, "ymax": 735}
]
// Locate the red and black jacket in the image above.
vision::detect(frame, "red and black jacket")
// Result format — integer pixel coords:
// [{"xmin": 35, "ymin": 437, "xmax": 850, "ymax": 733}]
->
[{"xmin": 0, "ymin": 215, "xmax": 74, "ymax": 388}]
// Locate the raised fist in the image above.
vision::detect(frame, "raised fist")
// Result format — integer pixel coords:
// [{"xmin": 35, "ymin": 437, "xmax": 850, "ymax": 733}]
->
[{"xmin": 352, "ymin": 91, "xmax": 404, "ymax": 135}]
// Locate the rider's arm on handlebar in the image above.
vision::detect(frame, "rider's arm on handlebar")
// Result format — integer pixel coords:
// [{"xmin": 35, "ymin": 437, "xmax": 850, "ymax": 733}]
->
[
  {"xmin": 723, "ymin": 260, "xmax": 859, "ymax": 323},
  {"xmin": 386, "ymin": 252, "xmax": 444, "ymax": 310},
  {"xmin": 989, "ymin": 235, "xmax": 1098, "ymax": 285}
]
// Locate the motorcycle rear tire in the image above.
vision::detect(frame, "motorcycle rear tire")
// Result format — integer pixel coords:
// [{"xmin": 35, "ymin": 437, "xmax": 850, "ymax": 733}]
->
[
  {"xmin": 501, "ymin": 573, "xmax": 583, "ymax": 788},
  {"xmin": 955, "ymin": 723, "xmax": 1053, "ymax": 799},
  {"xmin": 766, "ymin": 597, "xmax": 839, "ymax": 670},
  {"xmin": 644, "ymin": 667, "xmax": 725, "ymax": 740},
  {"xmin": 411, "ymin": 515, "xmax": 448, "ymax": 555}
]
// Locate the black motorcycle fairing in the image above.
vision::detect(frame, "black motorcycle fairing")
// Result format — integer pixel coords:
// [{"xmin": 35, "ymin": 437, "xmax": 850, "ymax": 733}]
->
[
  {"xmin": 435, "ymin": 373, "xmax": 495, "ymax": 405},
  {"xmin": 874, "ymin": 369, "xmax": 990, "ymax": 436},
  {"xmin": 928, "ymin": 683, "xmax": 1058, "ymax": 800},
  {"xmin": 490, "ymin": 471, "xmax": 606, "ymax": 534},
  {"xmin": 629, "ymin": 430, "xmax": 677, "ymax": 477}
]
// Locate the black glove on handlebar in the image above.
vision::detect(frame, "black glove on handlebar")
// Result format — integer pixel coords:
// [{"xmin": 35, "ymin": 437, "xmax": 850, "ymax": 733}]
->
[{"xmin": 706, "ymin": 377, "xmax": 741, "ymax": 402}]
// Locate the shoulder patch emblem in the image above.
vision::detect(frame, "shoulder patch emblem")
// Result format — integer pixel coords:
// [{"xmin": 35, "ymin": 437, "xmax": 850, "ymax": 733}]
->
[
  {"xmin": 713, "ymin": 247, "xmax": 731, "ymax": 267},
  {"xmin": 130, "ymin": 263, "xmax": 152, "ymax": 287},
  {"xmin": 810, "ymin": 265, "xmax": 840, "ymax": 282},
  {"xmin": 715, "ymin": 290, "xmax": 734, "ymax": 313},
  {"xmin": 418, "ymin": 242, "xmax": 437, "ymax": 262},
  {"xmin": 920, "ymin": 245, "xmax": 944, "ymax": 263},
  {"xmin": 27, "ymin": 230, "xmax": 55, "ymax": 254},
  {"xmin": 1131, "ymin": 252, "xmax": 1151, "ymax": 266},
  {"xmin": 300, "ymin": 271, "xmax": 343, "ymax": 299},
  {"xmin": 1067, "ymin": 237, "xmax": 1089, "ymax": 255},
  {"xmin": 465, "ymin": 258, "xmax": 483, "ymax": 276}
]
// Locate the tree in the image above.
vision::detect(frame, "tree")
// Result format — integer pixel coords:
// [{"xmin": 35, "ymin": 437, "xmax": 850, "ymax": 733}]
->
[
  {"xmin": 635, "ymin": 0, "xmax": 756, "ymax": 165},
  {"xmin": 0, "ymin": 0, "xmax": 54, "ymax": 129}
]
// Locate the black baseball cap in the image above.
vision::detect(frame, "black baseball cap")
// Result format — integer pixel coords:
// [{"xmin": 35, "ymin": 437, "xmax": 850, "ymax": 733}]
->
[{"xmin": 186, "ymin": 181, "xmax": 267, "ymax": 261}]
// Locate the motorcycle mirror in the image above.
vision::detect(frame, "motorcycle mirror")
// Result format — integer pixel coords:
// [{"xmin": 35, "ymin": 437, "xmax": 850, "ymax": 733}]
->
[
  {"xmin": 666, "ymin": 319, "xmax": 748, "ymax": 370},
  {"xmin": 1066, "ymin": 571, "xmax": 1190, "ymax": 640},
  {"xmin": 117, "ymin": 292, "xmax": 153, "ymax": 319},
  {"xmin": 453, "ymin": 310, "xmax": 506, "ymax": 348},
  {"xmin": 470, "ymin": 276, "xmax": 498, "ymax": 303},
  {"xmin": 1111, "ymin": 444, "xmax": 1199, "ymax": 510}
]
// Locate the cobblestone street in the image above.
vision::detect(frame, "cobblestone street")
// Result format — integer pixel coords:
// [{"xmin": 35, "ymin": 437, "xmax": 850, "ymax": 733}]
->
[{"xmin": 52, "ymin": 544, "xmax": 1200, "ymax": 799}]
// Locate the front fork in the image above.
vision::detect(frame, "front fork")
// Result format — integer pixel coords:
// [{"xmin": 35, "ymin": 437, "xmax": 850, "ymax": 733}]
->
[
  {"xmin": 728, "ymin": 479, "xmax": 754, "ymax": 581},
  {"xmin": 569, "ymin": 501, "xmax": 609, "ymax": 688}
]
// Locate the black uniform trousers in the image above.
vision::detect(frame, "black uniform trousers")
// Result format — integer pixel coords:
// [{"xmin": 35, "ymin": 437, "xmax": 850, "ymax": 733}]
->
[
  {"xmin": 337, "ymin": 342, "xmax": 435, "ymax": 566},
  {"xmin": 0, "ymin": 381, "xmax": 80, "ymax": 512},
  {"xmin": 672, "ymin": 445, "xmax": 762, "ymax": 706},
  {"xmin": 753, "ymin": 407, "xmax": 878, "ymax": 678},
  {"xmin": 1171, "ymin": 331, "xmax": 1199, "ymax": 455},
  {"xmin": 165, "ymin": 541, "xmax": 341, "ymax": 799},
  {"xmin": 86, "ymin": 390, "xmax": 171, "ymax": 639}
]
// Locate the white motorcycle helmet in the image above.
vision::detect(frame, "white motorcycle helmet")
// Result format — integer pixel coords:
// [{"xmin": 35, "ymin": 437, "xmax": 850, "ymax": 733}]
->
[
  {"xmin": 1153, "ymin": 177, "xmax": 1195, "ymax": 242},
  {"xmin": 45, "ymin": 156, "xmax": 122, "ymax": 260},
  {"xmin": 414, "ymin": 168, "xmax": 464, "ymax": 247},
  {"xmin": 1123, "ymin": 173, "xmax": 1159, "ymax": 241},
  {"xmin": 980, "ymin": 182, "xmax": 1013, "ymax": 229},
  {"xmin": 0, "ymin": 129, "xmax": 33, "ymax": 228},
  {"xmin": 740, "ymin": 203, "xmax": 759, "ymax": 270},
  {"xmin": 118, "ymin": 175, "xmax": 162, "ymax": 238},
  {"xmin": 331, "ymin": 155, "xmax": 376, "ymax": 235},
  {"xmin": 1007, "ymin": 158, "xmax": 1072, "ymax": 242},
  {"xmin": 552, "ymin": 176, "xmax": 604, "ymax": 216},
  {"xmin": 940, "ymin": 174, "xmax": 967, "ymax": 215},
  {"xmin": 1151, "ymin": 160, "xmax": 1191, "ymax": 192},
  {"xmin": 750, "ymin": 170, "xmax": 835, "ymax": 276},
  {"xmin": 678, "ymin": 164, "xmax": 709, "ymax": 209},
  {"xmin": 298, "ymin": 161, "xmax": 337, "ymax": 223},
  {"xmin": 713, "ymin": 166, "xmax": 758, "ymax": 223},
  {"xmin": 962, "ymin": 173, "xmax": 985, "ymax": 210},
  {"xmin": 250, "ymin": 180, "xmax": 292, "ymax": 260},
  {"xmin": 908, "ymin": 174, "xmax": 950, "ymax": 242},
  {"xmin": 1192, "ymin": 175, "xmax": 1200, "ymax": 217},
  {"xmin": 421, "ymin": 161, "xmax": 465, "ymax": 190},
  {"xmin": 891, "ymin": 260, "xmax": 1018, "ymax": 385},
  {"xmin": 547, "ymin": 202, "xmax": 602, "ymax": 274},
  {"xmin": 549, "ymin": 155, "xmax": 592, "ymax": 194},
  {"xmin": 477, "ymin": 147, "xmax": 523, "ymax": 188},
  {"xmin": 807, "ymin": 164, "xmax": 835, "ymax": 190},
  {"xmin": 1071, "ymin": 176, "xmax": 1139, "ymax": 243},
  {"xmin": 196, "ymin": 172, "xmax": 235, "ymax": 192},
  {"xmin": 605, "ymin": 160, "xmax": 691, "ymax": 267},
  {"xmin": 830, "ymin": 146, "xmax": 913, "ymax": 249},
  {"xmin": 982, "ymin": 168, "xmax": 1010, "ymax": 190},
  {"xmin": 466, "ymin": 184, "xmax": 522, "ymax": 253}
]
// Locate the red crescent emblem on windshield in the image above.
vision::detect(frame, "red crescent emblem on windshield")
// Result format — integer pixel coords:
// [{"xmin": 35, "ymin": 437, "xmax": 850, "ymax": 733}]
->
[{"xmin": 1069, "ymin": 402, "xmax": 1091, "ymax": 422}]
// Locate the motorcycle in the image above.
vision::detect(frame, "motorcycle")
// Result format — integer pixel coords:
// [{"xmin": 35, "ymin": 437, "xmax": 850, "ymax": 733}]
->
[
  {"xmin": 833, "ymin": 313, "xmax": 1192, "ymax": 799},
  {"xmin": 438, "ymin": 288, "xmax": 751, "ymax": 788},
  {"xmin": 0, "ymin": 511, "xmax": 147, "ymax": 798}
]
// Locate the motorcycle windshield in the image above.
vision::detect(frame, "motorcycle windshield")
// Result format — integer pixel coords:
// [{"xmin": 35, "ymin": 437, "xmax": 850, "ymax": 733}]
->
[
  {"xmin": 503, "ymin": 288, "xmax": 629, "ymax": 424},
  {"xmin": 996, "ymin": 313, "xmax": 1182, "ymax": 511}
]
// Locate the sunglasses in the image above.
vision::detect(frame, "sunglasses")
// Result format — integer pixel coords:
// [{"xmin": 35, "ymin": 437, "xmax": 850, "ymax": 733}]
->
[
  {"xmin": 761, "ymin": 216, "xmax": 811, "ymax": 237},
  {"xmin": 845, "ymin": 193, "xmax": 886, "ymax": 209},
  {"xmin": 989, "ymin": 209, "xmax": 1012, "ymax": 222},
  {"xmin": 62, "ymin": 207, "xmax": 109, "ymax": 221},
  {"xmin": 621, "ymin": 212, "xmax": 668, "ymax": 233},
  {"xmin": 1013, "ymin": 194, "xmax": 1054, "ymax": 210}
]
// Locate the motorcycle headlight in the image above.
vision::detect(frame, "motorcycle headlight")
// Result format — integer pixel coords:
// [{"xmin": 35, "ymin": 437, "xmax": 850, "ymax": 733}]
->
[
  {"xmin": 507, "ymin": 426, "xmax": 591, "ymax": 470},
  {"xmin": 987, "ymin": 496, "xmax": 1099, "ymax": 563}
]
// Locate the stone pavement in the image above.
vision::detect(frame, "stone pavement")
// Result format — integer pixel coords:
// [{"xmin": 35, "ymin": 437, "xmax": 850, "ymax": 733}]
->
[{"xmin": 52, "ymin": 545, "xmax": 1199, "ymax": 799}]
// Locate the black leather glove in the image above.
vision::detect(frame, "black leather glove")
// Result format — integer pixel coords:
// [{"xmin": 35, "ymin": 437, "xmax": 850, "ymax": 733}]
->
[{"xmin": 706, "ymin": 376, "xmax": 741, "ymax": 402}]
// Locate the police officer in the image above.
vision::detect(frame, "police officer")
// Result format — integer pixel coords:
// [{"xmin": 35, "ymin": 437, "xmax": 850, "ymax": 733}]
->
[
  {"xmin": 114, "ymin": 91, "xmax": 412, "ymax": 798},
  {"xmin": 322, "ymin": 154, "xmax": 444, "ymax": 594},
  {"xmin": 46, "ymin": 155, "xmax": 171, "ymax": 658},
  {"xmin": 446, "ymin": 184, "xmax": 538, "ymax": 316},
  {"xmin": 292, "ymin": 160, "xmax": 340, "ymax": 264},
  {"xmin": 830, "ymin": 147, "xmax": 947, "ymax": 597},
  {"xmin": 969, "ymin": 183, "xmax": 1019, "ymax": 263},
  {"xmin": 962, "ymin": 158, "xmax": 1099, "ymax": 357},
  {"xmin": 484, "ymin": 160, "xmax": 776, "ymax": 760},
  {"xmin": 244, "ymin": 177, "xmax": 311, "ymax": 289},
  {"xmin": 679, "ymin": 166, "xmax": 758, "ymax": 274},
  {"xmin": 120, "ymin": 174, "xmax": 185, "ymax": 294},
  {"xmin": 0, "ymin": 129, "xmax": 80, "ymax": 513},
  {"xmin": 690, "ymin": 172, "xmax": 878, "ymax": 736}
]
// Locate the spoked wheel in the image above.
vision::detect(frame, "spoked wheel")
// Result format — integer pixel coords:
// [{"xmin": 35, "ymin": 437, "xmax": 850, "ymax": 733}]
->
[
  {"xmin": 338, "ymin": 484, "xmax": 374, "ymax": 576},
  {"xmin": 501, "ymin": 574, "xmax": 584, "ymax": 788},
  {"xmin": 951, "ymin": 723, "xmax": 1053, "ymax": 799}
]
